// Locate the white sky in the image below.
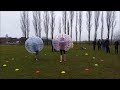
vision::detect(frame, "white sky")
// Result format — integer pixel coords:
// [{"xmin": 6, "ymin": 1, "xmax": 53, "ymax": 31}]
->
[{"xmin": 0, "ymin": 11, "xmax": 120, "ymax": 41}]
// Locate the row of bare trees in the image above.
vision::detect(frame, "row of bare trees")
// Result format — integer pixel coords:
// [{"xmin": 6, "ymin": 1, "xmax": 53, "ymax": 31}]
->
[
  {"xmin": 20, "ymin": 11, "xmax": 117, "ymax": 45},
  {"xmin": 50, "ymin": 11, "xmax": 55, "ymax": 51},
  {"xmin": 33, "ymin": 11, "xmax": 42, "ymax": 37},
  {"xmin": 20, "ymin": 11, "xmax": 30, "ymax": 39},
  {"xmin": 86, "ymin": 11, "xmax": 116, "ymax": 44},
  {"xmin": 0, "ymin": 11, "xmax": 1, "ymax": 37}
]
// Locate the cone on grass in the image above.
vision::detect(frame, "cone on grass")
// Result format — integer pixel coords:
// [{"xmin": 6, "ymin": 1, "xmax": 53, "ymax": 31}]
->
[{"xmin": 61, "ymin": 71, "xmax": 66, "ymax": 74}]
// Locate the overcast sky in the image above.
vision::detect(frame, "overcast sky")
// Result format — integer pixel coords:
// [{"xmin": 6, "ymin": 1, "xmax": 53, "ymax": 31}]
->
[{"xmin": 0, "ymin": 11, "xmax": 120, "ymax": 41}]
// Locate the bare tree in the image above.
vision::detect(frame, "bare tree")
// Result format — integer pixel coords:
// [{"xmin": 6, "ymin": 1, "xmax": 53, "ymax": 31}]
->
[
  {"xmin": 114, "ymin": 31, "xmax": 120, "ymax": 40},
  {"xmin": 69, "ymin": 11, "xmax": 74, "ymax": 38},
  {"xmin": 33, "ymin": 11, "xmax": 42, "ymax": 37},
  {"xmin": 0, "ymin": 11, "xmax": 1, "ymax": 37},
  {"xmin": 86, "ymin": 11, "xmax": 92, "ymax": 44},
  {"xmin": 38, "ymin": 12, "xmax": 42, "ymax": 38},
  {"xmin": 115, "ymin": 12, "xmax": 120, "ymax": 40},
  {"xmin": 43, "ymin": 11, "xmax": 50, "ymax": 45},
  {"xmin": 106, "ymin": 11, "xmax": 112, "ymax": 40},
  {"xmin": 67, "ymin": 20, "xmax": 70, "ymax": 35},
  {"xmin": 26, "ymin": 12, "xmax": 29, "ymax": 38},
  {"xmin": 62, "ymin": 11, "xmax": 67, "ymax": 34},
  {"xmin": 58, "ymin": 17, "xmax": 62, "ymax": 34},
  {"xmin": 78, "ymin": 11, "xmax": 82, "ymax": 44},
  {"xmin": 50, "ymin": 11, "xmax": 55, "ymax": 40},
  {"xmin": 114, "ymin": 12, "xmax": 120, "ymax": 41},
  {"xmin": 111, "ymin": 11, "xmax": 116, "ymax": 43},
  {"xmin": 50, "ymin": 11, "xmax": 55, "ymax": 51},
  {"xmin": 75, "ymin": 12, "xmax": 78, "ymax": 44},
  {"xmin": 94, "ymin": 11, "xmax": 100, "ymax": 41},
  {"xmin": 20, "ymin": 11, "xmax": 30, "ymax": 39},
  {"xmin": 33, "ymin": 11, "xmax": 38, "ymax": 36},
  {"xmin": 101, "ymin": 11, "xmax": 104, "ymax": 40}
]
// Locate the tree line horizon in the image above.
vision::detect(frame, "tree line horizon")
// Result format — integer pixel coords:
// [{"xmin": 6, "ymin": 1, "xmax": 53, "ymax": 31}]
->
[{"xmin": 20, "ymin": 11, "xmax": 120, "ymax": 45}]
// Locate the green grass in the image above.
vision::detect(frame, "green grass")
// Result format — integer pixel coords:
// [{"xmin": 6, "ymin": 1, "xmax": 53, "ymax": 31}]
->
[{"xmin": 0, "ymin": 44, "xmax": 120, "ymax": 79}]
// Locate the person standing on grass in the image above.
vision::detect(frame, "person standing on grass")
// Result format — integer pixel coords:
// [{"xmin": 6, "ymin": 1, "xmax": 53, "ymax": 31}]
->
[
  {"xmin": 101, "ymin": 39, "xmax": 105, "ymax": 51},
  {"xmin": 105, "ymin": 38, "xmax": 110, "ymax": 53},
  {"xmin": 103, "ymin": 39, "xmax": 106, "ymax": 52},
  {"xmin": 59, "ymin": 37, "xmax": 66, "ymax": 62},
  {"xmin": 114, "ymin": 40, "xmax": 119, "ymax": 54},
  {"xmin": 97, "ymin": 39, "xmax": 101, "ymax": 51},
  {"xmin": 93, "ymin": 40, "xmax": 96, "ymax": 51},
  {"xmin": 101, "ymin": 39, "xmax": 104, "ymax": 50},
  {"xmin": 32, "ymin": 43, "xmax": 39, "ymax": 61}
]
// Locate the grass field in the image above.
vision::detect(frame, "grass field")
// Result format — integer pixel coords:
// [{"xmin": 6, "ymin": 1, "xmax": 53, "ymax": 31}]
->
[{"xmin": 0, "ymin": 44, "xmax": 120, "ymax": 79}]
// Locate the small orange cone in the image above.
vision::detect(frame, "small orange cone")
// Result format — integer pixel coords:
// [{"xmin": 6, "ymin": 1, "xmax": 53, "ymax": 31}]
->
[
  {"xmin": 85, "ymin": 68, "xmax": 90, "ymax": 71},
  {"xmin": 36, "ymin": 70, "xmax": 40, "ymax": 74}
]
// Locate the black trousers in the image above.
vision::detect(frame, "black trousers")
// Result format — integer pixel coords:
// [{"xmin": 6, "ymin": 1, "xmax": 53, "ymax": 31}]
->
[
  {"xmin": 35, "ymin": 51, "xmax": 39, "ymax": 55},
  {"xmin": 60, "ymin": 50, "xmax": 65, "ymax": 55},
  {"xmin": 115, "ymin": 46, "xmax": 118, "ymax": 54},
  {"xmin": 106, "ymin": 46, "xmax": 110, "ymax": 53},
  {"xmin": 93, "ymin": 45, "xmax": 96, "ymax": 51},
  {"xmin": 98, "ymin": 45, "xmax": 101, "ymax": 50},
  {"xmin": 35, "ymin": 51, "xmax": 39, "ymax": 60}
]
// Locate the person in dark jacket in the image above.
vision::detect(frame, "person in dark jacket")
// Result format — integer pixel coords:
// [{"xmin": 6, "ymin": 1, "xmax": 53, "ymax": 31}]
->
[
  {"xmin": 97, "ymin": 39, "xmax": 101, "ymax": 51},
  {"xmin": 105, "ymin": 38, "xmax": 110, "ymax": 53},
  {"xmin": 114, "ymin": 40, "xmax": 119, "ymax": 54},
  {"xmin": 101, "ymin": 39, "xmax": 105, "ymax": 51},
  {"xmin": 93, "ymin": 40, "xmax": 96, "ymax": 51}
]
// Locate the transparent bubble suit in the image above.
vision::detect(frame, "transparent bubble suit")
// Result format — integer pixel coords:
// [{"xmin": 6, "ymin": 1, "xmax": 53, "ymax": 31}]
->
[
  {"xmin": 25, "ymin": 37, "xmax": 44, "ymax": 53},
  {"xmin": 52, "ymin": 34, "xmax": 72, "ymax": 51}
]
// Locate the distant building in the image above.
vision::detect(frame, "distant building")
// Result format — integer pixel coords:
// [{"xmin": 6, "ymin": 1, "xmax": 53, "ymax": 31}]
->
[
  {"xmin": 19, "ymin": 37, "xmax": 27, "ymax": 45},
  {"xmin": 0, "ymin": 37, "xmax": 19, "ymax": 45},
  {"xmin": 0, "ymin": 37, "xmax": 7, "ymax": 44}
]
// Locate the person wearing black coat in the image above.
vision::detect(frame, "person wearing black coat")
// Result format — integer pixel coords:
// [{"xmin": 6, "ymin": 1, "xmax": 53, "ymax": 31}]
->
[
  {"xmin": 93, "ymin": 41, "xmax": 96, "ymax": 51},
  {"xmin": 114, "ymin": 40, "xmax": 119, "ymax": 54},
  {"xmin": 97, "ymin": 39, "xmax": 101, "ymax": 50},
  {"xmin": 105, "ymin": 38, "xmax": 110, "ymax": 53}
]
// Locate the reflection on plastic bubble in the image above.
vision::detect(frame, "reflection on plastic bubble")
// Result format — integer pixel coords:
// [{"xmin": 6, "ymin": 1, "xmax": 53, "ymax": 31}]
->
[
  {"xmin": 25, "ymin": 37, "xmax": 44, "ymax": 54},
  {"xmin": 52, "ymin": 34, "xmax": 72, "ymax": 51}
]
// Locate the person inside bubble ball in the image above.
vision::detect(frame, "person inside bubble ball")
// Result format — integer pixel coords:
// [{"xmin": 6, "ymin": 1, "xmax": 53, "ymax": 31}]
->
[
  {"xmin": 32, "ymin": 43, "xmax": 39, "ymax": 61},
  {"xmin": 59, "ymin": 37, "xmax": 66, "ymax": 62}
]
